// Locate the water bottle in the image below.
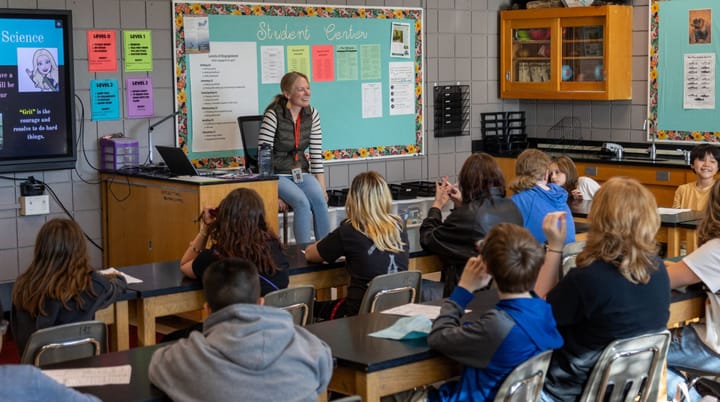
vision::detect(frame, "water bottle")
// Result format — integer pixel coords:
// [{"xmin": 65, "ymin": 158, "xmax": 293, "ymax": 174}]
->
[{"xmin": 258, "ymin": 143, "xmax": 273, "ymax": 177}]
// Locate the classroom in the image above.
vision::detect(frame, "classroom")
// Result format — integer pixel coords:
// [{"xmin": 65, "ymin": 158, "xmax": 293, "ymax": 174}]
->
[{"xmin": 1, "ymin": 0, "xmax": 719, "ymax": 401}]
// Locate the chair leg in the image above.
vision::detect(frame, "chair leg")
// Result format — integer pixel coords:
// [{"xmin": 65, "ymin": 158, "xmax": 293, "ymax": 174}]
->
[{"xmin": 282, "ymin": 209, "xmax": 288, "ymax": 246}]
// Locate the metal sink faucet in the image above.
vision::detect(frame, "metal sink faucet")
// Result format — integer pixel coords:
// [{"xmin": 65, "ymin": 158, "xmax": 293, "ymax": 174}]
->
[{"xmin": 602, "ymin": 142, "xmax": 624, "ymax": 159}]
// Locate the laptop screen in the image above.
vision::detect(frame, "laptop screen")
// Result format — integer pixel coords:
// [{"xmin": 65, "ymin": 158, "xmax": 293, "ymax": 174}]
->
[{"xmin": 155, "ymin": 146, "xmax": 199, "ymax": 176}]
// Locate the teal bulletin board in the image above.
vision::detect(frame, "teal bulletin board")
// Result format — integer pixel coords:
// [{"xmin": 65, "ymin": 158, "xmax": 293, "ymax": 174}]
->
[
  {"xmin": 171, "ymin": 2, "xmax": 424, "ymax": 168},
  {"xmin": 650, "ymin": 0, "xmax": 720, "ymax": 143}
]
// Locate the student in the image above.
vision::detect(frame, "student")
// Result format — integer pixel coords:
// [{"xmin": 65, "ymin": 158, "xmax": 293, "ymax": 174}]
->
[
  {"xmin": 149, "ymin": 258, "xmax": 332, "ymax": 402},
  {"xmin": 510, "ymin": 149, "xmax": 575, "ymax": 245},
  {"xmin": 11, "ymin": 218, "xmax": 127, "ymax": 355},
  {"xmin": 259, "ymin": 71, "xmax": 330, "ymax": 244},
  {"xmin": 305, "ymin": 171, "xmax": 409, "ymax": 320},
  {"xmin": 666, "ymin": 179, "xmax": 720, "ymax": 400},
  {"xmin": 673, "ymin": 144, "xmax": 720, "ymax": 211},
  {"xmin": 535, "ymin": 177, "xmax": 670, "ymax": 402},
  {"xmin": 427, "ymin": 223, "xmax": 563, "ymax": 402},
  {"xmin": 180, "ymin": 188, "xmax": 288, "ymax": 296},
  {"xmin": 419, "ymin": 152, "xmax": 522, "ymax": 296},
  {"xmin": 549, "ymin": 155, "xmax": 600, "ymax": 201}
]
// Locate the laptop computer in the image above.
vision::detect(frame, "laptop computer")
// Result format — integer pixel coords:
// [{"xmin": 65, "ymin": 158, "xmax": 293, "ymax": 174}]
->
[{"xmin": 155, "ymin": 145, "xmax": 214, "ymax": 176}]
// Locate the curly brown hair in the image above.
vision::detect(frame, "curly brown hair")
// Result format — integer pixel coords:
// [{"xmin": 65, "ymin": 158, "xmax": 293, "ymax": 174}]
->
[{"xmin": 208, "ymin": 188, "xmax": 280, "ymax": 276}]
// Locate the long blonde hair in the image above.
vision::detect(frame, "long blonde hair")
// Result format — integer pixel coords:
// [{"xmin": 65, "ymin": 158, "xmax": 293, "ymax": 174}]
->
[
  {"xmin": 698, "ymin": 179, "xmax": 720, "ymax": 245},
  {"xmin": 576, "ymin": 177, "xmax": 660, "ymax": 284},
  {"xmin": 510, "ymin": 149, "xmax": 551, "ymax": 192},
  {"xmin": 345, "ymin": 171, "xmax": 405, "ymax": 253},
  {"xmin": 12, "ymin": 219, "xmax": 95, "ymax": 317}
]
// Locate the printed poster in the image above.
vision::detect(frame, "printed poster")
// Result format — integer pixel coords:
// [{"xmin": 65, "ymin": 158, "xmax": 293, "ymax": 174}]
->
[
  {"xmin": 390, "ymin": 22, "xmax": 411, "ymax": 58},
  {"xmin": 388, "ymin": 62, "xmax": 414, "ymax": 116},
  {"xmin": 683, "ymin": 53, "xmax": 715, "ymax": 109},
  {"xmin": 126, "ymin": 77, "xmax": 154, "ymax": 118},
  {"xmin": 90, "ymin": 79, "xmax": 120, "ymax": 121},
  {"xmin": 123, "ymin": 30, "xmax": 153, "ymax": 72},
  {"xmin": 87, "ymin": 30, "xmax": 117, "ymax": 72}
]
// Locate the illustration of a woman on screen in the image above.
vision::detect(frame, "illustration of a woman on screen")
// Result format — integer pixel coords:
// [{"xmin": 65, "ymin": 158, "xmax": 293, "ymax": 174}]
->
[{"xmin": 25, "ymin": 49, "xmax": 59, "ymax": 92}]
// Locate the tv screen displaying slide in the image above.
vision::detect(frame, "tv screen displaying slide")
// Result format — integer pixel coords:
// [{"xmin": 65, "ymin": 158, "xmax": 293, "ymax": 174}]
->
[{"xmin": 0, "ymin": 8, "xmax": 76, "ymax": 173}]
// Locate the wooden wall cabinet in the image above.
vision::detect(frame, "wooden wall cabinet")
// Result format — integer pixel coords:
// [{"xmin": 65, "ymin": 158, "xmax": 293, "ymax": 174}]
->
[{"xmin": 500, "ymin": 5, "xmax": 632, "ymax": 100}]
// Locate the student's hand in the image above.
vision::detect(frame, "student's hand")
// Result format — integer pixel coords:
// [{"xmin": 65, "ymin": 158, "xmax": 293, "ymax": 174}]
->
[
  {"xmin": 432, "ymin": 177, "xmax": 451, "ymax": 209},
  {"xmin": 201, "ymin": 207, "xmax": 217, "ymax": 226},
  {"xmin": 447, "ymin": 182, "xmax": 462, "ymax": 206},
  {"xmin": 457, "ymin": 256, "xmax": 492, "ymax": 292},
  {"xmin": 570, "ymin": 189, "xmax": 583, "ymax": 200},
  {"xmin": 542, "ymin": 211, "xmax": 567, "ymax": 251}
]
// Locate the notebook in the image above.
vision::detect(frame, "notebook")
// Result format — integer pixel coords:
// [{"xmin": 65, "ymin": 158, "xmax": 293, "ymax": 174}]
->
[{"xmin": 155, "ymin": 145, "xmax": 214, "ymax": 176}]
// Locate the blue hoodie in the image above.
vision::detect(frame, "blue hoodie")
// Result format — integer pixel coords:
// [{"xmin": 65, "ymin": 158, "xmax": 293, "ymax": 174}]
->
[
  {"xmin": 511, "ymin": 183, "xmax": 576, "ymax": 244},
  {"xmin": 429, "ymin": 288, "xmax": 564, "ymax": 402}
]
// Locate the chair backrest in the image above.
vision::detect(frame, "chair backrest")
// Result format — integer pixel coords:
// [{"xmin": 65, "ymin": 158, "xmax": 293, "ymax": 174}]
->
[
  {"xmin": 21, "ymin": 320, "xmax": 108, "ymax": 367},
  {"xmin": 578, "ymin": 330, "xmax": 671, "ymax": 402},
  {"xmin": 494, "ymin": 350, "xmax": 553, "ymax": 402},
  {"xmin": 264, "ymin": 286, "xmax": 315, "ymax": 326},
  {"xmin": 358, "ymin": 271, "xmax": 422, "ymax": 314},
  {"xmin": 237, "ymin": 115, "xmax": 264, "ymax": 172}
]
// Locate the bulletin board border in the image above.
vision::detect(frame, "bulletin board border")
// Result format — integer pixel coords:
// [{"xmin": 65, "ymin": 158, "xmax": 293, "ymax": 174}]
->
[
  {"xmin": 648, "ymin": 0, "xmax": 720, "ymax": 144},
  {"xmin": 172, "ymin": 2, "xmax": 424, "ymax": 169}
]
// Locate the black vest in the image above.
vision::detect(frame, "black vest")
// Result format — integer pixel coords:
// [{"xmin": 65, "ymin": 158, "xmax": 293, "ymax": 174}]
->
[{"xmin": 270, "ymin": 103, "xmax": 313, "ymax": 174}]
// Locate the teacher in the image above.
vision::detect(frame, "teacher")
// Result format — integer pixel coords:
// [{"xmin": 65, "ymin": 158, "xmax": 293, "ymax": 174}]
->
[{"xmin": 259, "ymin": 71, "xmax": 330, "ymax": 244}]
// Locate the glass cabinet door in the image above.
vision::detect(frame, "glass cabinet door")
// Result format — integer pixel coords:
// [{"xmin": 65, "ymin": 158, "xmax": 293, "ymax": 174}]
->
[
  {"xmin": 510, "ymin": 26, "xmax": 552, "ymax": 84},
  {"xmin": 561, "ymin": 23, "xmax": 605, "ymax": 84}
]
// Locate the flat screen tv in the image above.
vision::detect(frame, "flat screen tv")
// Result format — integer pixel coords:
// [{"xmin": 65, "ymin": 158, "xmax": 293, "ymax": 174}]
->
[{"xmin": 0, "ymin": 8, "xmax": 76, "ymax": 173}]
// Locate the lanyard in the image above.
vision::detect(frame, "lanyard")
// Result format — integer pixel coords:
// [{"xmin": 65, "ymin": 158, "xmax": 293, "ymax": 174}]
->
[{"xmin": 293, "ymin": 112, "xmax": 301, "ymax": 161}]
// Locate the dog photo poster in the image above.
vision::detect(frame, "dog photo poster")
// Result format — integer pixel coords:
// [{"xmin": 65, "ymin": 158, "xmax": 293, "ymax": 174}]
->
[{"xmin": 689, "ymin": 9, "xmax": 711, "ymax": 45}]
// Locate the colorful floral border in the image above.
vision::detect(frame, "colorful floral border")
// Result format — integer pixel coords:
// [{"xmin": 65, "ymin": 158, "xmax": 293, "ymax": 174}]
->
[
  {"xmin": 648, "ymin": 0, "xmax": 720, "ymax": 143},
  {"xmin": 173, "ymin": 2, "xmax": 424, "ymax": 168}
]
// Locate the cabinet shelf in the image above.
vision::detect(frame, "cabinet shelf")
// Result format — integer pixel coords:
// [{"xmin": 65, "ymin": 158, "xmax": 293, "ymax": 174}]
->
[
  {"xmin": 500, "ymin": 5, "xmax": 631, "ymax": 100},
  {"xmin": 562, "ymin": 56, "xmax": 604, "ymax": 60}
]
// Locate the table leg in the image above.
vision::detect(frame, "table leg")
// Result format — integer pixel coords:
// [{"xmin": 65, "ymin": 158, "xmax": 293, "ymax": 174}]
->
[
  {"xmin": 114, "ymin": 300, "xmax": 129, "ymax": 351},
  {"xmin": 666, "ymin": 227, "xmax": 681, "ymax": 258},
  {"xmin": 136, "ymin": 299, "xmax": 158, "ymax": 346},
  {"xmin": 684, "ymin": 228, "xmax": 698, "ymax": 254}
]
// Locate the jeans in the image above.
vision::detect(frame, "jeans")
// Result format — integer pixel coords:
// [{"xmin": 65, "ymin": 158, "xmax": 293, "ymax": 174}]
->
[
  {"xmin": 666, "ymin": 325, "xmax": 720, "ymax": 401},
  {"xmin": 277, "ymin": 174, "xmax": 329, "ymax": 244}
]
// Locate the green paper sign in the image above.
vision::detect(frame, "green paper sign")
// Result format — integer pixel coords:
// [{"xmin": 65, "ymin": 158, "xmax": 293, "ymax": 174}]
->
[{"xmin": 123, "ymin": 30, "xmax": 153, "ymax": 72}]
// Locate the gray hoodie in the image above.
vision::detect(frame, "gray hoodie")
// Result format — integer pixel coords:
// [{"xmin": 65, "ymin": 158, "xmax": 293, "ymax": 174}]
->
[{"xmin": 149, "ymin": 303, "xmax": 333, "ymax": 402}]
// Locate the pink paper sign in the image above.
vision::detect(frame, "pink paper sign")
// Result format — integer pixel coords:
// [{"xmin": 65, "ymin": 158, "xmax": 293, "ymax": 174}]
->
[{"xmin": 312, "ymin": 45, "xmax": 335, "ymax": 82}]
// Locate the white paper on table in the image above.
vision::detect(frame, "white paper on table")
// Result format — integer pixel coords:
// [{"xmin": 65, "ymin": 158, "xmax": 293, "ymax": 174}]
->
[
  {"xmin": 42, "ymin": 365, "xmax": 132, "ymax": 387},
  {"xmin": 658, "ymin": 207, "xmax": 692, "ymax": 215},
  {"xmin": 98, "ymin": 267, "xmax": 143, "ymax": 284},
  {"xmin": 170, "ymin": 176, "xmax": 224, "ymax": 183}
]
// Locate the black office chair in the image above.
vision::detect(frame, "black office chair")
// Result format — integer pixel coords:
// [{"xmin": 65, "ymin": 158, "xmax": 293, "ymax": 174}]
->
[
  {"xmin": 237, "ymin": 115, "xmax": 290, "ymax": 245},
  {"xmin": 237, "ymin": 115, "xmax": 263, "ymax": 173}
]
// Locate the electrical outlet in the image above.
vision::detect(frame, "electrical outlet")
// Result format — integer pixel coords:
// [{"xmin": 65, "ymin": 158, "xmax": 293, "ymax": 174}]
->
[{"xmin": 19, "ymin": 195, "xmax": 50, "ymax": 216}]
